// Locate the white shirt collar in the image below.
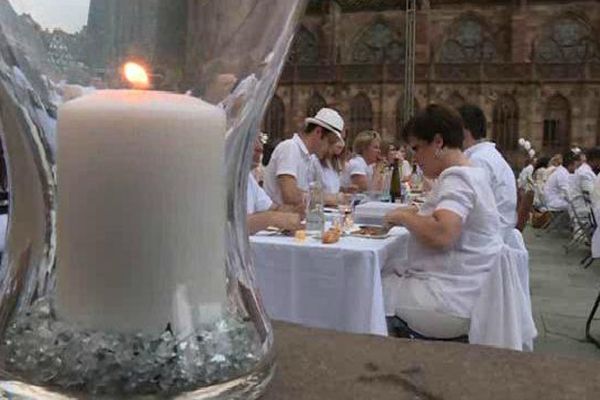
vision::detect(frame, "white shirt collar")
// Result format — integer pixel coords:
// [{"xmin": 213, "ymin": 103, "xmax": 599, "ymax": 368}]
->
[
  {"xmin": 292, "ymin": 133, "xmax": 310, "ymax": 158},
  {"xmin": 464, "ymin": 141, "xmax": 495, "ymax": 158}
]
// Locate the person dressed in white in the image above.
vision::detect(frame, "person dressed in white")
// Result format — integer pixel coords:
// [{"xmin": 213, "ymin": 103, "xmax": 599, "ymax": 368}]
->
[
  {"xmin": 383, "ymin": 105, "xmax": 535, "ymax": 347},
  {"xmin": 543, "ymin": 151, "xmax": 579, "ymax": 211},
  {"xmin": 316, "ymin": 131, "xmax": 345, "ymax": 195},
  {"xmin": 571, "ymin": 151, "xmax": 595, "ymax": 212},
  {"xmin": 264, "ymin": 108, "xmax": 345, "ymax": 207},
  {"xmin": 341, "ymin": 130, "xmax": 381, "ymax": 192},
  {"xmin": 459, "ymin": 106, "xmax": 532, "ymax": 343},
  {"xmin": 518, "ymin": 158, "xmax": 535, "ymax": 190},
  {"xmin": 247, "ymin": 137, "xmax": 302, "ymax": 235},
  {"xmin": 397, "ymin": 145, "xmax": 413, "ymax": 182},
  {"xmin": 586, "ymin": 148, "xmax": 600, "ymax": 207},
  {"xmin": 459, "ymin": 105, "xmax": 517, "ymax": 236}
]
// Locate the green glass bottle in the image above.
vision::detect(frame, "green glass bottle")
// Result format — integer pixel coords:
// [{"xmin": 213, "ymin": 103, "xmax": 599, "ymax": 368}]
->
[{"xmin": 390, "ymin": 159, "xmax": 402, "ymax": 203}]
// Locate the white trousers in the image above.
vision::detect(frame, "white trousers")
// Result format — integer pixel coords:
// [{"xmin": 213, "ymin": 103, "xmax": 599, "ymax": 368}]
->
[{"xmin": 383, "ymin": 274, "xmax": 470, "ymax": 339}]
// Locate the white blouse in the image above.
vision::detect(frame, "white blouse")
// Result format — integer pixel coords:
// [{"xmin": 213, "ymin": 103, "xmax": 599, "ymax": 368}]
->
[
  {"xmin": 341, "ymin": 156, "xmax": 373, "ymax": 189},
  {"xmin": 391, "ymin": 166, "xmax": 504, "ymax": 319},
  {"xmin": 320, "ymin": 161, "xmax": 341, "ymax": 194}
]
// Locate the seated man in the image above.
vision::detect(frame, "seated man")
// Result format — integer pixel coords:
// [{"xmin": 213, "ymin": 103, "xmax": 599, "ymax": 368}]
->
[
  {"xmin": 247, "ymin": 137, "xmax": 302, "ymax": 235},
  {"xmin": 263, "ymin": 108, "xmax": 345, "ymax": 207},
  {"xmin": 544, "ymin": 151, "xmax": 579, "ymax": 211},
  {"xmin": 459, "ymin": 105, "xmax": 517, "ymax": 237},
  {"xmin": 570, "ymin": 150, "xmax": 596, "ymax": 215}
]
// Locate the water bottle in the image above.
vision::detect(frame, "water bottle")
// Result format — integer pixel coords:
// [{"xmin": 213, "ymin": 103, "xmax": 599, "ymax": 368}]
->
[
  {"xmin": 306, "ymin": 181, "xmax": 325, "ymax": 235},
  {"xmin": 306, "ymin": 157, "xmax": 325, "ymax": 235}
]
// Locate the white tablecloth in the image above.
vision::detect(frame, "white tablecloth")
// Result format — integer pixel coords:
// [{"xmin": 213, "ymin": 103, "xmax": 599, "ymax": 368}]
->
[{"xmin": 250, "ymin": 227, "xmax": 409, "ymax": 336}]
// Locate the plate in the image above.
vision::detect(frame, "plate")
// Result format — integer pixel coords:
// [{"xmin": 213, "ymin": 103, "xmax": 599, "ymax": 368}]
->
[{"xmin": 349, "ymin": 225, "xmax": 391, "ymax": 239}]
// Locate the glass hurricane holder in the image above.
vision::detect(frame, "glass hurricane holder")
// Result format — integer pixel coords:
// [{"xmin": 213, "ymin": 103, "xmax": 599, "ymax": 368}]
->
[{"xmin": 0, "ymin": 0, "xmax": 307, "ymax": 398}]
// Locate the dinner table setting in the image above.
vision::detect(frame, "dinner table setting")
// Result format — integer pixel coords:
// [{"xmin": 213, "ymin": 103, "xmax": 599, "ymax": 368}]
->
[{"xmin": 250, "ymin": 189, "xmax": 427, "ymax": 336}]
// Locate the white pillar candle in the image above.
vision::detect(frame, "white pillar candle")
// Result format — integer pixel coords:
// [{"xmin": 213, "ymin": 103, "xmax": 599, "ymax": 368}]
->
[{"xmin": 56, "ymin": 90, "xmax": 227, "ymax": 336}]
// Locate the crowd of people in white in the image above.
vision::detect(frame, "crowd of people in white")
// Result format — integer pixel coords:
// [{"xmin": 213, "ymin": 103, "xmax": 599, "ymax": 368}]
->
[
  {"xmin": 517, "ymin": 146, "xmax": 600, "ymax": 219},
  {"xmin": 248, "ymin": 103, "xmax": 537, "ymax": 350}
]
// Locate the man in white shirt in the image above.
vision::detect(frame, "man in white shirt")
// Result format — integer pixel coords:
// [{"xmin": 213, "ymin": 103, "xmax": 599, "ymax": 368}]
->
[
  {"xmin": 264, "ymin": 108, "xmax": 345, "ymax": 206},
  {"xmin": 570, "ymin": 151, "xmax": 595, "ymax": 213},
  {"xmin": 247, "ymin": 137, "xmax": 302, "ymax": 235},
  {"xmin": 544, "ymin": 151, "xmax": 579, "ymax": 211},
  {"xmin": 587, "ymin": 148, "xmax": 600, "ymax": 208},
  {"xmin": 459, "ymin": 105, "xmax": 517, "ymax": 235}
]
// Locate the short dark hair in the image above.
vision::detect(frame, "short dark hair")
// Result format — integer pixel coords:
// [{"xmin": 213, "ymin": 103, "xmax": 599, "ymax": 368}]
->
[
  {"xmin": 586, "ymin": 147, "xmax": 600, "ymax": 162},
  {"xmin": 458, "ymin": 104, "xmax": 487, "ymax": 140},
  {"xmin": 563, "ymin": 151, "xmax": 580, "ymax": 167},
  {"xmin": 403, "ymin": 104, "xmax": 464, "ymax": 149},
  {"xmin": 304, "ymin": 123, "xmax": 320, "ymax": 134},
  {"xmin": 534, "ymin": 156, "xmax": 550, "ymax": 171}
]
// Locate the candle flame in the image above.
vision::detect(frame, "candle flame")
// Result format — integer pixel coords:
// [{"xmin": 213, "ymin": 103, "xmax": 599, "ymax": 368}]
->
[{"xmin": 123, "ymin": 62, "xmax": 150, "ymax": 89}]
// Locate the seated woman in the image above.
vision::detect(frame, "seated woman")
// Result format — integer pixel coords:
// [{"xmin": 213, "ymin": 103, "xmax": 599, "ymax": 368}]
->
[
  {"xmin": 383, "ymin": 104, "xmax": 505, "ymax": 340},
  {"xmin": 341, "ymin": 130, "xmax": 381, "ymax": 192},
  {"xmin": 318, "ymin": 131, "xmax": 345, "ymax": 195}
]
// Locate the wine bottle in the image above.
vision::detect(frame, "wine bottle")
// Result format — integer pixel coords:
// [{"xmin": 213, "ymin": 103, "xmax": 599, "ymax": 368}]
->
[{"xmin": 390, "ymin": 159, "xmax": 401, "ymax": 203}]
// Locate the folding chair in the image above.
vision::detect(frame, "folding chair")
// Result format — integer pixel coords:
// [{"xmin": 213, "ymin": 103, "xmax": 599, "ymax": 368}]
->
[
  {"xmin": 564, "ymin": 195, "xmax": 593, "ymax": 255},
  {"xmin": 578, "ymin": 192, "xmax": 598, "ymax": 269}
]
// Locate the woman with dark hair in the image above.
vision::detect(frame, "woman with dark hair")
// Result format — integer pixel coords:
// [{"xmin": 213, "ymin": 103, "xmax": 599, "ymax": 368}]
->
[{"xmin": 383, "ymin": 104, "xmax": 535, "ymax": 348}]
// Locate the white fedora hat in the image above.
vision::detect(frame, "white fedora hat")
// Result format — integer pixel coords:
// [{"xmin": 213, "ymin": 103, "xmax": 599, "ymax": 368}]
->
[{"xmin": 305, "ymin": 108, "xmax": 344, "ymax": 142}]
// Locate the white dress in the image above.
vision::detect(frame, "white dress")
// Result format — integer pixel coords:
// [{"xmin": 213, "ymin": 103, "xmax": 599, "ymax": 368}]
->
[
  {"xmin": 320, "ymin": 160, "xmax": 341, "ymax": 194},
  {"xmin": 384, "ymin": 166, "xmax": 504, "ymax": 336},
  {"xmin": 518, "ymin": 164, "xmax": 534, "ymax": 190}
]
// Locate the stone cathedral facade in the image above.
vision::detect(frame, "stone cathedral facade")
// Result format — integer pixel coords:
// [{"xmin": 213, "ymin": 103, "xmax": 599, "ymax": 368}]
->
[{"xmin": 263, "ymin": 0, "xmax": 600, "ymax": 163}]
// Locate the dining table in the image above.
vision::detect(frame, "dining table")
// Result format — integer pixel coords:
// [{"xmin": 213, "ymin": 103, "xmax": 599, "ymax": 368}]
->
[{"xmin": 250, "ymin": 226, "xmax": 410, "ymax": 336}]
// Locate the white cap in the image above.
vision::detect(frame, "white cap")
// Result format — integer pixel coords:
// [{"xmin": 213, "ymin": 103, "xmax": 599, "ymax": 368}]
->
[{"xmin": 305, "ymin": 108, "xmax": 344, "ymax": 142}]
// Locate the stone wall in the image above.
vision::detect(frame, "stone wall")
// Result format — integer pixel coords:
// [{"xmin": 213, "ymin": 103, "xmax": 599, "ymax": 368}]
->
[{"xmin": 269, "ymin": 0, "xmax": 600, "ymax": 162}]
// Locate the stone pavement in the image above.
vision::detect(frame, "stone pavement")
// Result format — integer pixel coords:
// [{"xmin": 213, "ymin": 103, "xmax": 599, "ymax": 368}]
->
[{"xmin": 525, "ymin": 227, "xmax": 600, "ymax": 360}]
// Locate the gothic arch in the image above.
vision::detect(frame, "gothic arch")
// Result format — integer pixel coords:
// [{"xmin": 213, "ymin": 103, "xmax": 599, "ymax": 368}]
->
[
  {"xmin": 262, "ymin": 95, "xmax": 286, "ymax": 143},
  {"xmin": 493, "ymin": 95, "xmax": 519, "ymax": 152},
  {"xmin": 349, "ymin": 93, "xmax": 374, "ymax": 143},
  {"xmin": 437, "ymin": 13, "xmax": 499, "ymax": 63},
  {"xmin": 543, "ymin": 94, "xmax": 571, "ymax": 150},
  {"xmin": 533, "ymin": 13, "xmax": 600, "ymax": 63},
  {"xmin": 306, "ymin": 92, "xmax": 327, "ymax": 118},
  {"xmin": 351, "ymin": 19, "xmax": 404, "ymax": 64},
  {"xmin": 288, "ymin": 25, "xmax": 319, "ymax": 65}
]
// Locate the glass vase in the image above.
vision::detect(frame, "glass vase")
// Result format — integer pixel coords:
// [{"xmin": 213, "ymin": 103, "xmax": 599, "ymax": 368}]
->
[{"xmin": 0, "ymin": 0, "xmax": 307, "ymax": 398}]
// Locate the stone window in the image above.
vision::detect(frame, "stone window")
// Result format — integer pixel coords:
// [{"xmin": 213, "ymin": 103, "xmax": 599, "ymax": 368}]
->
[
  {"xmin": 439, "ymin": 17, "xmax": 496, "ymax": 63},
  {"xmin": 288, "ymin": 26, "xmax": 319, "ymax": 65},
  {"xmin": 306, "ymin": 92, "xmax": 327, "ymax": 118},
  {"xmin": 349, "ymin": 93, "xmax": 374, "ymax": 142},
  {"xmin": 543, "ymin": 94, "xmax": 571, "ymax": 150},
  {"xmin": 352, "ymin": 21, "xmax": 404, "ymax": 64},
  {"xmin": 263, "ymin": 95, "xmax": 286, "ymax": 143},
  {"xmin": 493, "ymin": 95, "xmax": 519, "ymax": 152},
  {"xmin": 534, "ymin": 16, "xmax": 600, "ymax": 63}
]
